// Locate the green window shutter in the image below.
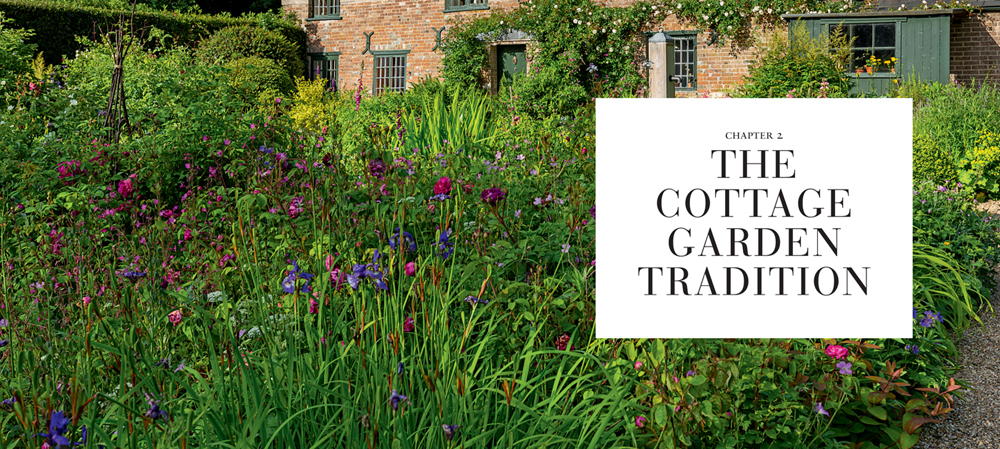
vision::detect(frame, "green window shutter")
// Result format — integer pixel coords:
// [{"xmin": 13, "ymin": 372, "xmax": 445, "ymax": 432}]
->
[{"xmin": 900, "ymin": 15, "xmax": 949, "ymax": 85}]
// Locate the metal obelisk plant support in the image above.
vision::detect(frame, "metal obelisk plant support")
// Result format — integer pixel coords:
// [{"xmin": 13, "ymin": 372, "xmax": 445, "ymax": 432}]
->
[{"xmin": 102, "ymin": 2, "xmax": 140, "ymax": 144}]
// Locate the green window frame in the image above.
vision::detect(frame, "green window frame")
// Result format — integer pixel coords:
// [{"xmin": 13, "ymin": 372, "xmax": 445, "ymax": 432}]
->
[
  {"xmin": 373, "ymin": 50, "xmax": 409, "ymax": 94},
  {"xmin": 822, "ymin": 18, "xmax": 903, "ymax": 76},
  {"xmin": 445, "ymin": 0, "xmax": 488, "ymax": 13},
  {"xmin": 309, "ymin": 52, "xmax": 341, "ymax": 92},
  {"xmin": 667, "ymin": 32, "xmax": 697, "ymax": 91},
  {"xmin": 308, "ymin": 0, "xmax": 341, "ymax": 20}
]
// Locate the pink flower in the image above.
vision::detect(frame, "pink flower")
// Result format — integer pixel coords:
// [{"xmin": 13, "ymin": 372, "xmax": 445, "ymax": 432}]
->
[
  {"xmin": 168, "ymin": 309, "xmax": 183, "ymax": 325},
  {"xmin": 405, "ymin": 262, "xmax": 416, "ymax": 276},
  {"xmin": 183, "ymin": 228, "xmax": 192, "ymax": 241},
  {"xmin": 118, "ymin": 177, "xmax": 135, "ymax": 199},
  {"xmin": 825, "ymin": 344, "xmax": 848, "ymax": 360},
  {"xmin": 635, "ymin": 416, "xmax": 646, "ymax": 428},
  {"xmin": 434, "ymin": 176, "xmax": 452, "ymax": 195},
  {"xmin": 82, "ymin": 296, "xmax": 91, "ymax": 306},
  {"xmin": 634, "ymin": 361, "xmax": 642, "ymax": 370},
  {"xmin": 309, "ymin": 296, "xmax": 319, "ymax": 314},
  {"xmin": 403, "ymin": 317, "xmax": 414, "ymax": 332}
]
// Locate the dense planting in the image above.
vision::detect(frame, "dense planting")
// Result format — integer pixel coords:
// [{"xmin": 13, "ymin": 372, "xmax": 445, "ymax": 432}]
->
[{"xmin": 0, "ymin": 6, "xmax": 993, "ymax": 449}]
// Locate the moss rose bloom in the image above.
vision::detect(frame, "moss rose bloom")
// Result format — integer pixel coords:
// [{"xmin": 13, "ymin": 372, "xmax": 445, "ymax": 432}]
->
[
  {"xmin": 825, "ymin": 344, "xmax": 848, "ymax": 360},
  {"xmin": 480, "ymin": 188, "xmax": 505, "ymax": 205}
]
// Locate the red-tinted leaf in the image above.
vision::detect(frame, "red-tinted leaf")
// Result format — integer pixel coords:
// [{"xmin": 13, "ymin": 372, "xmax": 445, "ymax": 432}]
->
[{"xmin": 903, "ymin": 416, "xmax": 940, "ymax": 434}]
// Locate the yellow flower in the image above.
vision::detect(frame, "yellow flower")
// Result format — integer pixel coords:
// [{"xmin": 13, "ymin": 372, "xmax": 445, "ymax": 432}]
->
[{"xmin": 944, "ymin": 242, "xmax": 950, "ymax": 245}]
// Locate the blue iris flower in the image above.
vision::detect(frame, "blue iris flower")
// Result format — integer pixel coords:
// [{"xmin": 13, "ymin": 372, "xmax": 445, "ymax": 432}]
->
[
  {"xmin": 437, "ymin": 229, "xmax": 454, "ymax": 260},
  {"xmin": 389, "ymin": 228, "xmax": 417, "ymax": 253},
  {"xmin": 346, "ymin": 251, "xmax": 388, "ymax": 291},
  {"xmin": 35, "ymin": 410, "xmax": 72, "ymax": 447}
]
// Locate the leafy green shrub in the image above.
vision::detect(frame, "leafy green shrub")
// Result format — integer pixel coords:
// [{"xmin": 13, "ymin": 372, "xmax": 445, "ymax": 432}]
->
[
  {"xmin": 0, "ymin": 0, "xmax": 305, "ymax": 67},
  {"xmin": 0, "ymin": 12, "xmax": 36, "ymax": 83},
  {"xmin": 737, "ymin": 22, "xmax": 853, "ymax": 98},
  {"xmin": 197, "ymin": 25, "xmax": 303, "ymax": 79},
  {"xmin": 957, "ymin": 131, "xmax": 1000, "ymax": 197},
  {"xmin": 913, "ymin": 133, "xmax": 957, "ymax": 186},
  {"xmin": 287, "ymin": 76, "xmax": 336, "ymax": 133},
  {"xmin": 225, "ymin": 56, "xmax": 294, "ymax": 106}
]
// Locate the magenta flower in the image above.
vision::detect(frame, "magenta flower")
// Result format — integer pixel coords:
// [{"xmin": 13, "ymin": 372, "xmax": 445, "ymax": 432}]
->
[
  {"xmin": 405, "ymin": 262, "xmax": 416, "ymax": 276},
  {"xmin": 480, "ymin": 187, "xmax": 505, "ymax": 205},
  {"xmin": 118, "ymin": 177, "xmax": 135, "ymax": 199},
  {"xmin": 403, "ymin": 316, "xmax": 414, "ymax": 332},
  {"xmin": 168, "ymin": 309, "xmax": 183, "ymax": 325},
  {"xmin": 434, "ymin": 176, "xmax": 452, "ymax": 195},
  {"xmin": 825, "ymin": 344, "xmax": 848, "ymax": 360},
  {"xmin": 635, "ymin": 416, "xmax": 646, "ymax": 428}
]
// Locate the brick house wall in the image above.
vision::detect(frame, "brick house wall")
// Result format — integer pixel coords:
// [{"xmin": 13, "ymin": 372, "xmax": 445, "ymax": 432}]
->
[
  {"xmin": 281, "ymin": 0, "xmax": 771, "ymax": 96},
  {"xmin": 950, "ymin": 11, "xmax": 1000, "ymax": 85}
]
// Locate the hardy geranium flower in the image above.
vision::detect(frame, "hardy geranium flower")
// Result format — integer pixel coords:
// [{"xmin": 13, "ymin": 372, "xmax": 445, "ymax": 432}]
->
[
  {"xmin": 825, "ymin": 344, "xmax": 848, "ymax": 360},
  {"xmin": 836, "ymin": 361, "xmax": 853, "ymax": 375},
  {"xmin": 480, "ymin": 187, "xmax": 506, "ymax": 205},
  {"xmin": 814, "ymin": 402, "xmax": 830, "ymax": 417},
  {"xmin": 635, "ymin": 416, "xmax": 646, "ymax": 428},
  {"xmin": 919, "ymin": 310, "xmax": 943, "ymax": 328}
]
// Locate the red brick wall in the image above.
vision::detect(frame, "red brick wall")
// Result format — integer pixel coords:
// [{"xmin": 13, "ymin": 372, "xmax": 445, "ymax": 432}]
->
[
  {"xmin": 281, "ymin": 0, "xmax": 768, "ymax": 96},
  {"xmin": 950, "ymin": 12, "xmax": 1000, "ymax": 86}
]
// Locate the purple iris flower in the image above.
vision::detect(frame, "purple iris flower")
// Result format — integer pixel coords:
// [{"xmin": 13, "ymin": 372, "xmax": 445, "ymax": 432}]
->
[
  {"xmin": 144, "ymin": 397, "xmax": 168, "ymax": 421},
  {"xmin": 390, "ymin": 390, "xmax": 409, "ymax": 411},
  {"xmin": 35, "ymin": 410, "xmax": 71, "ymax": 446},
  {"xmin": 346, "ymin": 251, "xmax": 387, "ymax": 291},
  {"xmin": 389, "ymin": 228, "xmax": 417, "ymax": 253},
  {"xmin": 121, "ymin": 270, "xmax": 147, "ymax": 284},
  {"xmin": 437, "ymin": 229, "xmax": 454, "ymax": 260},
  {"xmin": 442, "ymin": 424, "xmax": 461, "ymax": 441}
]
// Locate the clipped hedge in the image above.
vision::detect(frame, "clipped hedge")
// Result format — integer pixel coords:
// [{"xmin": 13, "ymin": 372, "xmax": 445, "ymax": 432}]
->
[
  {"xmin": 197, "ymin": 25, "xmax": 304, "ymax": 79},
  {"xmin": 0, "ymin": 0, "xmax": 305, "ymax": 65},
  {"xmin": 225, "ymin": 56, "xmax": 294, "ymax": 105},
  {"xmin": 913, "ymin": 133, "xmax": 957, "ymax": 186}
]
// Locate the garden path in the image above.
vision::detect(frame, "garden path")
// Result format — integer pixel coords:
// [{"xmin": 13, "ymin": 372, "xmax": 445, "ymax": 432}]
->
[{"xmin": 914, "ymin": 200, "xmax": 1000, "ymax": 448}]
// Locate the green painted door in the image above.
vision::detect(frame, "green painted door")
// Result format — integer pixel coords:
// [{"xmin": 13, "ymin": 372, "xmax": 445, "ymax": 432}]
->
[{"xmin": 499, "ymin": 45, "xmax": 527, "ymax": 86}]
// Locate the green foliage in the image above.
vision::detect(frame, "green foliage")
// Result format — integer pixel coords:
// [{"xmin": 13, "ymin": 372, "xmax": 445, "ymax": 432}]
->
[
  {"xmin": 737, "ymin": 22, "xmax": 853, "ymax": 98},
  {"xmin": 196, "ymin": 24, "xmax": 304, "ymax": 79},
  {"xmin": 668, "ymin": 0, "xmax": 866, "ymax": 48},
  {"xmin": 913, "ymin": 133, "xmax": 957, "ymax": 186},
  {"xmin": 0, "ymin": 0, "xmax": 304, "ymax": 66},
  {"xmin": 912, "ymin": 80, "xmax": 1000, "ymax": 198},
  {"xmin": 957, "ymin": 131, "xmax": 1000, "ymax": 196},
  {"xmin": 224, "ymin": 56, "xmax": 294, "ymax": 106},
  {"xmin": 287, "ymin": 76, "xmax": 335, "ymax": 133},
  {"xmin": 401, "ymin": 84, "xmax": 500, "ymax": 157},
  {"xmin": 912, "ymin": 180, "xmax": 1000, "ymax": 295},
  {"xmin": 0, "ymin": 11, "xmax": 36, "ymax": 83},
  {"xmin": 441, "ymin": 0, "xmax": 663, "ymax": 117}
]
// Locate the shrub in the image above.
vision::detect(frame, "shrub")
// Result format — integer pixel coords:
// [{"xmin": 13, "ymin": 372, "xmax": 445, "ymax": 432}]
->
[
  {"xmin": 0, "ymin": 11, "xmax": 36, "ymax": 83},
  {"xmin": 196, "ymin": 25, "xmax": 304, "ymax": 79},
  {"xmin": 913, "ymin": 133, "xmax": 957, "ymax": 186},
  {"xmin": 737, "ymin": 22, "xmax": 853, "ymax": 98},
  {"xmin": 225, "ymin": 56, "xmax": 294, "ymax": 106},
  {"xmin": 912, "ymin": 179, "xmax": 1000, "ymax": 293},
  {"xmin": 287, "ymin": 76, "xmax": 335, "ymax": 134},
  {"xmin": 957, "ymin": 131, "xmax": 1000, "ymax": 197},
  {"xmin": 0, "ymin": 0, "xmax": 305, "ymax": 67}
]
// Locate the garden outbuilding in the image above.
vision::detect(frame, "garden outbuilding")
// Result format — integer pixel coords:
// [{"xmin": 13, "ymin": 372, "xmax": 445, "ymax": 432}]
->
[{"xmin": 784, "ymin": 0, "xmax": 1000, "ymax": 95}]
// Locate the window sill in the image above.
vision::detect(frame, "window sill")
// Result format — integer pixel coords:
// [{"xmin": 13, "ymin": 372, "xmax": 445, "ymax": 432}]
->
[
  {"xmin": 307, "ymin": 15, "xmax": 342, "ymax": 21},
  {"xmin": 444, "ymin": 4, "xmax": 489, "ymax": 13}
]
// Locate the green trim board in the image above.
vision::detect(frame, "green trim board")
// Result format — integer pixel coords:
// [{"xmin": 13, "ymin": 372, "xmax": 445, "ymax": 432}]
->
[
  {"xmin": 308, "ymin": 0, "xmax": 341, "ymax": 20},
  {"xmin": 445, "ymin": 0, "xmax": 488, "ymax": 12},
  {"xmin": 308, "ymin": 52, "xmax": 341, "ymax": 91}
]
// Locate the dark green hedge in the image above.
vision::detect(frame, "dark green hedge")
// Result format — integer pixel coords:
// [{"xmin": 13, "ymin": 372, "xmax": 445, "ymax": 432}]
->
[{"xmin": 0, "ymin": 0, "xmax": 305, "ymax": 71}]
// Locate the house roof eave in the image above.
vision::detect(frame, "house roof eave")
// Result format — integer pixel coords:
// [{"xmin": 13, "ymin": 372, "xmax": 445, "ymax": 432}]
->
[{"xmin": 782, "ymin": 9, "xmax": 956, "ymax": 20}]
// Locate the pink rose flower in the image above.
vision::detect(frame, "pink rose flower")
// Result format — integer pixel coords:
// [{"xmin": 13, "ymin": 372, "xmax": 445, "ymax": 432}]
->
[
  {"xmin": 405, "ymin": 262, "xmax": 416, "ymax": 276},
  {"xmin": 825, "ymin": 344, "xmax": 848, "ymax": 360},
  {"xmin": 168, "ymin": 309, "xmax": 183, "ymax": 325},
  {"xmin": 118, "ymin": 177, "xmax": 135, "ymax": 199}
]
